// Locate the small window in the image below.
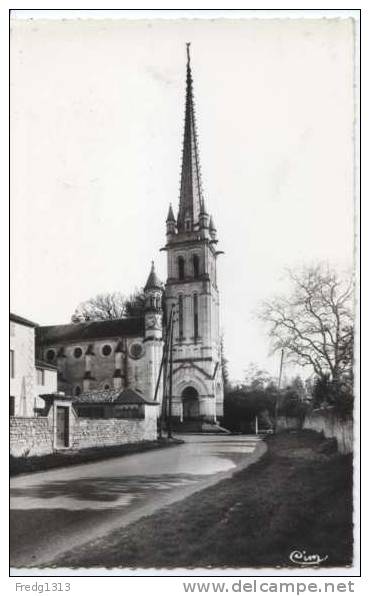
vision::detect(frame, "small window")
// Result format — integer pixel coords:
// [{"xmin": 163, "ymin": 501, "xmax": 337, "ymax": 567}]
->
[
  {"xmin": 74, "ymin": 347, "xmax": 83, "ymax": 359},
  {"xmin": 102, "ymin": 344, "xmax": 112, "ymax": 357},
  {"xmin": 46, "ymin": 349, "xmax": 55, "ymax": 362},
  {"xmin": 10, "ymin": 350, "xmax": 15, "ymax": 379},
  {"xmin": 36, "ymin": 368, "xmax": 45, "ymax": 386},
  {"xmin": 104, "ymin": 384, "xmax": 110, "ymax": 390},
  {"xmin": 10, "ymin": 396, "xmax": 15, "ymax": 417},
  {"xmin": 130, "ymin": 342, "xmax": 144, "ymax": 360},
  {"xmin": 75, "ymin": 385, "xmax": 81, "ymax": 396},
  {"xmin": 178, "ymin": 256, "xmax": 185, "ymax": 280}
]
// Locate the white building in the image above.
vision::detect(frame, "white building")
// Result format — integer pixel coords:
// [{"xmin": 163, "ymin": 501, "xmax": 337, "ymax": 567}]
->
[{"xmin": 10, "ymin": 313, "xmax": 58, "ymax": 417}]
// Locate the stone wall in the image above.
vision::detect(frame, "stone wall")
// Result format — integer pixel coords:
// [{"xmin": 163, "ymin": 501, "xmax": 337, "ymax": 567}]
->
[
  {"xmin": 72, "ymin": 405, "xmax": 157, "ymax": 450},
  {"xmin": 10, "ymin": 416, "xmax": 53, "ymax": 457},
  {"xmin": 10, "ymin": 403, "xmax": 159, "ymax": 458},
  {"xmin": 303, "ymin": 408, "xmax": 353, "ymax": 454}
]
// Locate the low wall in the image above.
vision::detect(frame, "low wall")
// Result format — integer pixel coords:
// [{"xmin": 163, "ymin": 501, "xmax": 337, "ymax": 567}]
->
[
  {"xmin": 10, "ymin": 403, "xmax": 159, "ymax": 458},
  {"xmin": 303, "ymin": 408, "xmax": 353, "ymax": 454},
  {"xmin": 71, "ymin": 405, "xmax": 158, "ymax": 450},
  {"xmin": 10, "ymin": 416, "xmax": 54, "ymax": 457}
]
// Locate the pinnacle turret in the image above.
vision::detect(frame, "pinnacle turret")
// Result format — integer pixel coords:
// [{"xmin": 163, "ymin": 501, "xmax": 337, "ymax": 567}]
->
[
  {"xmin": 209, "ymin": 215, "xmax": 217, "ymax": 241},
  {"xmin": 166, "ymin": 203, "xmax": 176, "ymax": 222},
  {"xmin": 144, "ymin": 261, "xmax": 162, "ymax": 291}
]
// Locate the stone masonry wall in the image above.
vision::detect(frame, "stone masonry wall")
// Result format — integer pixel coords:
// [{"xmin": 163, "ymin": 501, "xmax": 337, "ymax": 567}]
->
[
  {"xmin": 10, "ymin": 416, "xmax": 54, "ymax": 457},
  {"xmin": 10, "ymin": 404, "xmax": 158, "ymax": 458},
  {"xmin": 71, "ymin": 405, "xmax": 157, "ymax": 450}
]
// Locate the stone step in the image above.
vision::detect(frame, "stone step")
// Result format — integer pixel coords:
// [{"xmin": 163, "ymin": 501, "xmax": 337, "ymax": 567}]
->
[{"xmin": 171, "ymin": 420, "xmax": 230, "ymax": 434}]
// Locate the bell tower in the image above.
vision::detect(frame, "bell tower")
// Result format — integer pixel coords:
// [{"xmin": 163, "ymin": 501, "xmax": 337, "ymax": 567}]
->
[
  {"xmin": 143, "ymin": 261, "xmax": 163, "ymax": 403},
  {"xmin": 162, "ymin": 44, "xmax": 224, "ymax": 423}
]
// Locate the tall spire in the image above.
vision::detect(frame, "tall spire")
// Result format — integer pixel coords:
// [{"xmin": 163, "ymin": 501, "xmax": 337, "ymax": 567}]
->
[{"xmin": 177, "ymin": 43, "xmax": 205, "ymax": 232}]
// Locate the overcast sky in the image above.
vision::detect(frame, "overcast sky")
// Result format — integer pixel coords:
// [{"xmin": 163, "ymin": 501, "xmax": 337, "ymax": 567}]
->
[{"xmin": 10, "ymin": 17, "xmax": 355, "ymax": 382}]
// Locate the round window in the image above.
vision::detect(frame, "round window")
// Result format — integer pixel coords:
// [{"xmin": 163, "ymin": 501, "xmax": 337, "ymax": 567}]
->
[
  {"xmin": 46, "ymin": 349, "xmax": 55, "ymax": 362},
  {"xmin": 130, "ymin": 342, "xmax": 144, "ymax": 360},
  {"xmin": 74, "ymin": 347, "xmax": 83, "ymax": 359},
  {"xmin": 102, "ymin": 344, "xmax": 112, "ymax": 357}
]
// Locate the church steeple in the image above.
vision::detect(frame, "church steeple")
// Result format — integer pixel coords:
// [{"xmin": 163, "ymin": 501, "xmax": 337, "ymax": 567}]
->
[
  {"xmin": 177, "ymin": 43, "xmax": 205, "ymax": 233},
  {"xmin": 163, "ymin": 44, "xmax": 224, "ymax": 425}
]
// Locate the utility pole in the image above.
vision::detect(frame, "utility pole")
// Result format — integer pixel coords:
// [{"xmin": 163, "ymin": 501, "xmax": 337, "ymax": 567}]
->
[
  {"xmin": 167, "ymin": 305, "xmax": 175, "ymax": 439},
  {"xmin": 154, "ymin": 339, "xmax": 167, "ymax": 440},
  {"xmin": 274, "ymin": 349, "xmax": 285, "ymax": 433},
  {"xmin": 278, "ymin": 349, "xmax": 284, "ymax": 390},
  {"xmin": 159, "ymin": 312, "xmax": 172, "ymax": 439}
]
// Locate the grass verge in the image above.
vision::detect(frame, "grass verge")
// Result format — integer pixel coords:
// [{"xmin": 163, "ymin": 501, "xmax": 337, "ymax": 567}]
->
[{"xmin": 53, "ymin": 430, "xmax": 353, "ymax": 569}]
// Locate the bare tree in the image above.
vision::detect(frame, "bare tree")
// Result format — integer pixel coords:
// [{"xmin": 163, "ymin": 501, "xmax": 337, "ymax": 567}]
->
[
  {"xmin": 243, "ymin": 362, "xmax": 274, "ymax": 390},
  {"xmin": 71, "ymin": 289, "xmax": 145, "ymax": 323},
  {"xmin": 259, "ymin": 264, "xmax": 354, "ymax": 382}
]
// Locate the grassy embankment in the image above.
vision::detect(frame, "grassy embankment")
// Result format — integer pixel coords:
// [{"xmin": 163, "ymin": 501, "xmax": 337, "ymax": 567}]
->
[{"xmin": 54, "ymin": 430, "xmax": 353, "ymax": 569}]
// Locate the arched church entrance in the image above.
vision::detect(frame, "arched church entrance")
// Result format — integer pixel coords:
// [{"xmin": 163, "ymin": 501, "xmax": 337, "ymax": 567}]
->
[{"xmin": 182, "ymin": 386, "xmax": 199, "ymax": 420}]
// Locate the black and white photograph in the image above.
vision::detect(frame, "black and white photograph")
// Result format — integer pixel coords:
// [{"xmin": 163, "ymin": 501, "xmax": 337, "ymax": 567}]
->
[{"xmin": 9, "ymin": 8, "xmax": 360, "ymax": 577}]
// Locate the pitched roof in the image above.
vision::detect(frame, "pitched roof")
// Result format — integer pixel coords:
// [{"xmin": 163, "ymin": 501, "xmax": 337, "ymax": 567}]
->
[
  {"xmin": 73, "ymin": 388, "xmax": 157, "ymax": 406},
  {"xmin": 36, "ymin": 317, "xmax": 144, "ymax": 345},
  {"xmin": 10, "ymin": 313, "xmax": 38, "ymax": 328},
  {"xmin": 35, "ymin": 359, "xmax": 58, "ymax": 371}
]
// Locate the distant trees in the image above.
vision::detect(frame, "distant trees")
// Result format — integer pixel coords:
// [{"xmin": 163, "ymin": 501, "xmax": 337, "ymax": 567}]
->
[
  {"xmin": 277, "ymin": 384, "xmax": 308, "ymax": 421},
  {"xmin": 259, "ymin": 265, "xmax": 354, "ymax": 384},
  {"xmin": 71, "ymin": 289, "xmax": 146, "ymax": 323},
  {"xmin": 223, "ymin": 364, "xmax": 277, "ymax": 432},
  {"xmin": 223, "ymin": 373, "xmax": 311, "ymax": 433},
  {"xmin": 243, "ymin": 363, "xmax": 274, "ymax": 391}
]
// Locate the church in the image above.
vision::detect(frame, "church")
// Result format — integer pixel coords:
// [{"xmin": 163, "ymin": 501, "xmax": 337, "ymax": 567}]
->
[{"xmin": 36, "ymin": 44, "xmax": 224, "ymax": 424}]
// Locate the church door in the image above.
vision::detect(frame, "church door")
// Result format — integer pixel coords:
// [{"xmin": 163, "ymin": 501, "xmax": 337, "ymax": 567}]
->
[{"xmin": 182, "ymin": 387, "xmax": 199, "ymax": 420}]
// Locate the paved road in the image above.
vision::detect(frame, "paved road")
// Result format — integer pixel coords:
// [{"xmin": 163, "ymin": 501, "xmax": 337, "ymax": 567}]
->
[{"xmin": 10, "ymin": 434, "xmax": 266, "ymax": 569}]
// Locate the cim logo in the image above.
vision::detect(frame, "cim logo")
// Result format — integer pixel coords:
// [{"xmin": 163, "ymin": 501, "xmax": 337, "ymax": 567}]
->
[{"xmin": 289, "ymin": 550, "xmax": 328, "ymax": 566}]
